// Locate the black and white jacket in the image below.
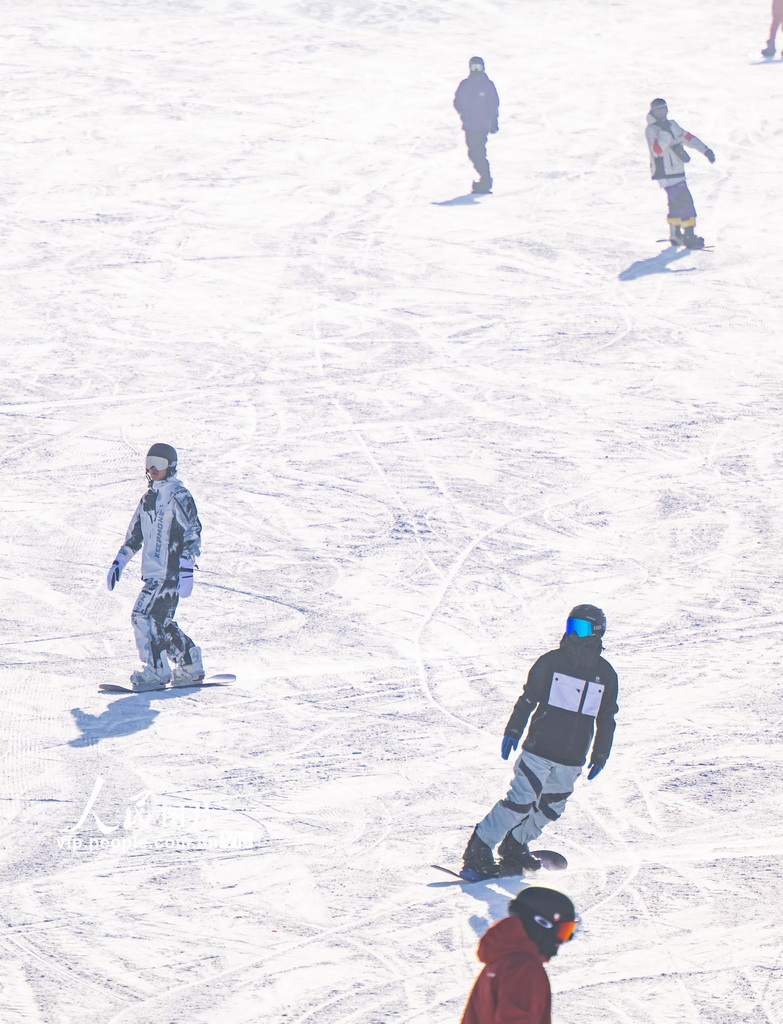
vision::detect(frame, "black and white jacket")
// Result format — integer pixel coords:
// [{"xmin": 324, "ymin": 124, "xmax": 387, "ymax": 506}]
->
[
  {"xmin": 504, "ymin": 634, "xmax": 619, "ymax": 768},
  {"xmin": 118, "ymin": 475, "xmax": 201, "ymax": 580}
]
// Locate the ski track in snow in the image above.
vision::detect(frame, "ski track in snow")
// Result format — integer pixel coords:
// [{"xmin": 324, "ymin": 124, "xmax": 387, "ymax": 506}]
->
[{"xmin": 1, "ymin": 0, "xmax": 783, "ymax": 1021}]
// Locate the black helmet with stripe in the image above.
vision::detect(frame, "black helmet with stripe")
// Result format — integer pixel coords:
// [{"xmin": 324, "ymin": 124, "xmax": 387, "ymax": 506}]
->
[{"xmin": 567, "ymin": 604, "xmax": 606, "ymax": 637}]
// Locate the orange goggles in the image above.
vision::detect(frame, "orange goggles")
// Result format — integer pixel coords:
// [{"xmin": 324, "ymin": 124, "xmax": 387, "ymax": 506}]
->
[{"xmin": 556, "ymin": 919, "xmax": 577, "ymax": 942}]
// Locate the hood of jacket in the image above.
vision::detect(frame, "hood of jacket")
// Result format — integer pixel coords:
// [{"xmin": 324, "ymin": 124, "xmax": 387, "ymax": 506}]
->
[
  {"xmin": 558, "ymin": 632, "xmax": 603, "ymax": 676},
  {"xmin": 142, "ymin": 474, "xmax": 181, "ymax": 511},
  {"xmin": 477, "ymin": 915, "xmax": 549, "ymax": 966},
  {"xmin": 151, "ymin": 473, "xmax": 181, "ymax": 492},
  {"xmin": 646, "ymin": 110, "xmax": 673, "ymax": 130}
]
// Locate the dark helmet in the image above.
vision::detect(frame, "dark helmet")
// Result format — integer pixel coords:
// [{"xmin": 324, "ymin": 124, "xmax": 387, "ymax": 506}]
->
[
  {"xmin": 469, "ymin": 55, "xmax": 485, "ymax": 70},
  {"xmin": 650, "ymin": 97, "xmax": 668, "ymax": 118},
  {"xmin": 567, "ymin": 603, "xmax": 606, "ymax": 638},
  {"xmin": 146, "ymin": 442, "xmax": 178, "ymax": 479},
  {"xmin": 508, "ymin": 886, "xmax": 578, "ymax": 958}
]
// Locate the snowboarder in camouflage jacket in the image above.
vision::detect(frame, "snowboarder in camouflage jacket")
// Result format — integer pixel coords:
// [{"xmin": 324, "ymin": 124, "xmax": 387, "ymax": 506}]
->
[{"xmin": 106, "ymin": 443, "xmax": 204, "ymax": 691}]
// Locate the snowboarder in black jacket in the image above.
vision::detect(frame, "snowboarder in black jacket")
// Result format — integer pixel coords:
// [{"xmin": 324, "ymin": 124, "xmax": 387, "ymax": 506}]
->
[
  {"xmin": 462, "ymin": 605, "xmax": 619, "ymax": 879},
  {"xmin": 453, "ymin": 56, "xmax": 500, "ymax": 194}
]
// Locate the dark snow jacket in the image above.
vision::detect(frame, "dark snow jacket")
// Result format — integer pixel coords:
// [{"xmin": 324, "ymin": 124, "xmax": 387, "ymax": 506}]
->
[
  {"xmin": 504, "ymin": 634, "xmax": 619, "ymax": 768},
  {"xmin": 454, "ymin": 71, "xmax": 500, "ymax": 133},
  {"xmin": 460, "ymin": 915, "xmax": 552, "ymax": 1024}
]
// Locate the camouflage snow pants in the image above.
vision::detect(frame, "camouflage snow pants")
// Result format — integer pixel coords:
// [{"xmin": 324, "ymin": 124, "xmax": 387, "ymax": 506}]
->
[{"xmin": 132, "ymin": 577, "xmax": 196, "ymax": 671}]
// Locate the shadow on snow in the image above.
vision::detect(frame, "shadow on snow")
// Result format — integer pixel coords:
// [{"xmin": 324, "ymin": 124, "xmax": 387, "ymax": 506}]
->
[
  {"xmin": 69, "ymin": 689, "xmax": 194, "ymax": 747},
  {"xmin": 427, "ymin": 874, "xmax": 534, "ymax": 937},
  {"xmin": 432, "ymin": 193, "xmax": 485, "ymax": 206},
  {"xmin": 618, "ymin": 246, "xmax": 697, "ymax": 281}
]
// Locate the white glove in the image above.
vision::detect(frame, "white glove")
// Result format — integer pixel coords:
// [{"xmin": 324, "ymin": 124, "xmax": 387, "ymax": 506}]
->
[
  {"xmin": 179, "ymin": 559, "xmax": 195, "ymax": 598},
  {"xmin": 106, "ymin": 550, "xmax": 131, "ymax": 591}
]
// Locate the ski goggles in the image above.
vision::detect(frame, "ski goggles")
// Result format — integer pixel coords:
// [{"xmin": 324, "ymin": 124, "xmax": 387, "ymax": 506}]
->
[
  {"xmin": 566, "ymin": 617, "xmax": 593, "ymax": 637},
  {"xmin": 469, "ymin": 62, "xmax": 485, "ymax": 71},
  {"xmin": 146, "ymin": 455, "xmax": 170, "ymax": 472},
  {"xmin": 533, "ymin": 914, "xmax": 578, "ymax": 942}
]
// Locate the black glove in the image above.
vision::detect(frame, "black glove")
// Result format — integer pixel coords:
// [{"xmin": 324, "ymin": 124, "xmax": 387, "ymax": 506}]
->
[
  {"xmin": 587, "ymin": 761, "xmax": 605, "ymax": 781},
  {"xmin": 501, "ymin": 735, "xmax": 519, "ymax": 760},
  {"xmin": 704, "ymin": 148, "xmax": 716, "ymax": 163},
  {"xmin": 671, "ymin": 143, "xmax": 690, "ymax": 163},
  {"xmin": 489, "ymin": 123, "xmax": 499, "ymax": 134}
]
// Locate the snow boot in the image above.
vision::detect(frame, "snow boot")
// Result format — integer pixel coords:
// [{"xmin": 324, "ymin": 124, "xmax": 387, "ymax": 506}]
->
[
  {"xmin": 497, "ymin": 832, "xmax": 542, "ymax": 875},
  {"xmin": 171, "ymin": 646, "xmax": 205, "ymax": 687},
  {"xmin": 130, "ymin": 660, "xmax": 171, "ymax": 691},
  {"xmin": 762, "ymin": 39, "xmax": 776, "ymax": 56},
  {"xmin": 471, "ymin": 177, "xmax": 492, "ymax": 194},
  {"xmin": 462, "ymin": 827, "xmax": 499, "ymax": 878},
  {"xmin": 668, "ymin": 225, "xmax": 685, "ymax": 246},
  {"xmin": 682, "ymin": 225, "xmax": 705, "ymax": 249}
]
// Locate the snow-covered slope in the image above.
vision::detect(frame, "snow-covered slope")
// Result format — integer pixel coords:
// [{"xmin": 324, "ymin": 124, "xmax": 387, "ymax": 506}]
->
[{"xmin": 1, "ymin": 0, "xmax": 783, "ymax": 1021}]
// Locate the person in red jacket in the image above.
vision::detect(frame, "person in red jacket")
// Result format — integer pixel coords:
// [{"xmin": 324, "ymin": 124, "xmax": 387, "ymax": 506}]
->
[{"xmin": 460, "ymin": 887, "xmax": 578, "ymax": 1024}]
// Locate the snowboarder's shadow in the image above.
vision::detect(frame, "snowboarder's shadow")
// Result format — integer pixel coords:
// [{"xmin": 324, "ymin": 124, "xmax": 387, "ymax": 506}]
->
[
  {"xmin": 427, "ymin": 876, "xmax": 530, "ymax": 937},
  {"xmin": 69, "ymin": 689, "xmax": 190, "ymax": 747},
  {"xmin": 432, "ymin": 193, "xmax": 485, "ymax": 206},
  {"xmin": 618, "ymin": 246, "xmax": 696, "ymax": 281},
  {"xmin": 465, "ymin": 879, "xmax": 530, "ymax": 937}
]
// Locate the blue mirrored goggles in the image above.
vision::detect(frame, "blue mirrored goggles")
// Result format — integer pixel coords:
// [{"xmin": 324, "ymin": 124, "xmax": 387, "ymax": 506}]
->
[{"xmin": 566, "ymin": 617, "xmax": 593, "ymax": 637}]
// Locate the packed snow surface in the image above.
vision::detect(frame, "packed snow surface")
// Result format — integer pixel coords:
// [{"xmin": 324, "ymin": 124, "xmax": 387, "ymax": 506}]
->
[{"xmin": 2, "ymin": 0, "xmax": 783, "ymax": 1021}]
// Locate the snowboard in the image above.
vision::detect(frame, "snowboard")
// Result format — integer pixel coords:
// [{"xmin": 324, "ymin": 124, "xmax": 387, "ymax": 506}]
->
[
  {"xmin": 432, "ymin": 849, "xmax": 567, "ymax": 883},
  {"xmin": 656, "ymin": 239, "xmax": 714, "ymax": 250},
  {"xmin": 99, "ymin": 673, "xmax": 236, "ymax": 694}
]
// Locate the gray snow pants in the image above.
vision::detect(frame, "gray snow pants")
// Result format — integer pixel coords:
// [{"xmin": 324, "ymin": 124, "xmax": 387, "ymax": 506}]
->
[
  {"xmin": 132, "ymin": 577, "xmax": 196, "ymax": 671},
  {"xmin": 475, "ymin": 750, "xmax": 582, "ymax": 849}
]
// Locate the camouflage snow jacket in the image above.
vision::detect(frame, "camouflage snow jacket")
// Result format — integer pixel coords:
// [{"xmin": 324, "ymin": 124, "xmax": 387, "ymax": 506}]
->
[{"xmin": 118, "ymin": 475, "xmax": 201, "ymax": 580}]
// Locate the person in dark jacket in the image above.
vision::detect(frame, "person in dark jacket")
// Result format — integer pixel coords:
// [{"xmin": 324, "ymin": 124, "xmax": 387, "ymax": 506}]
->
[
  {"xmin": 462, "ymin": 604, "xmax": 618, "ymax": 879},
  {"xmin": 453, "ymin": 56, "xmax": 500, "ymax": 194},
  {"xmin": 460, "ymin": 887, "xmax": 578, "ymax": 1024}
]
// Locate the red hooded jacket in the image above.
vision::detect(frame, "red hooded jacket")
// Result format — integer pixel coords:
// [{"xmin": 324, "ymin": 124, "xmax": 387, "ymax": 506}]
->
[{"xmin": 460, "ymin": 915, "xmax": 552, "ymax": 1024}]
